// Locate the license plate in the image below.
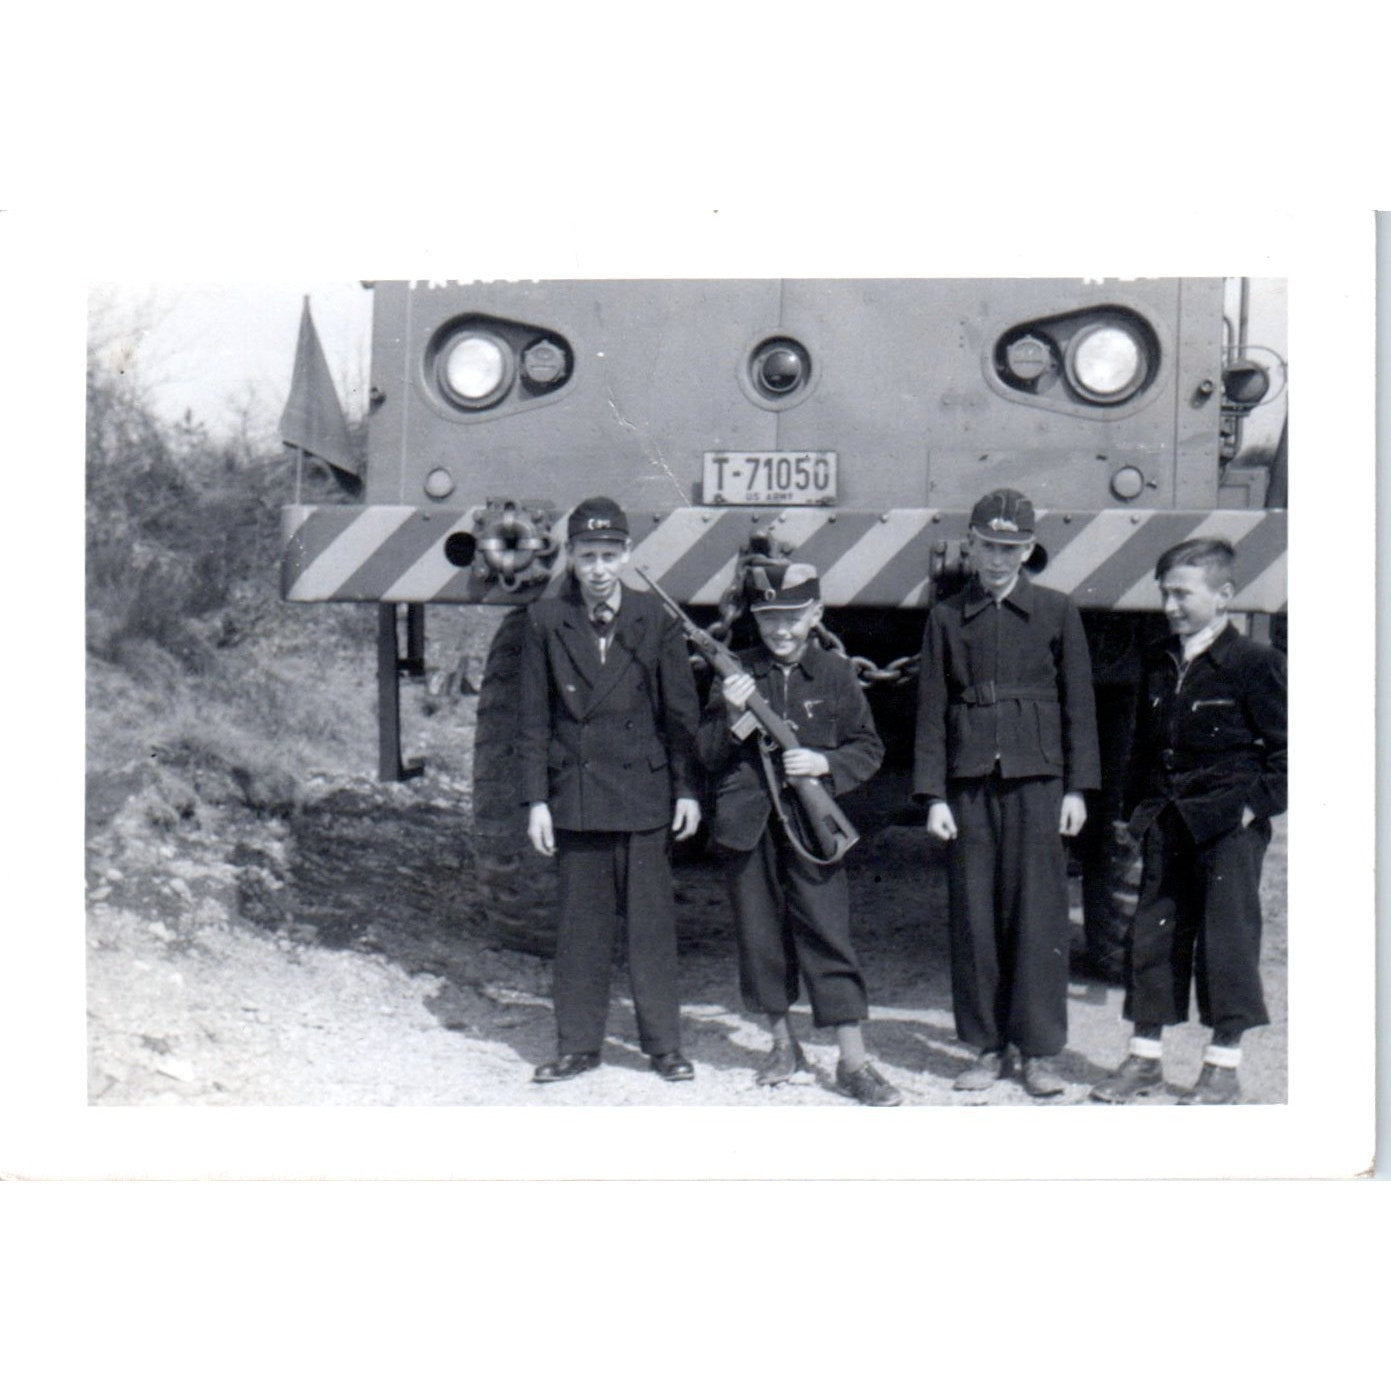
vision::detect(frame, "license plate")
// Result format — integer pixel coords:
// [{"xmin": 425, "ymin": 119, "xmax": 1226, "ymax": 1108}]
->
[{"xmin": 703, "ymin": 451, "xmax": 837, "ymax": 506}]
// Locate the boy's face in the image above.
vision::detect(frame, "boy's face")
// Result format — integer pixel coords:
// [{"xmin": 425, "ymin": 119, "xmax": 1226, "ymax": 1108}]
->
[
  {"xmin": 569, "ymin": 538, "xmax": 631, "ymax": 605},
  {"xmin": 971, "ymin": 536, "xmax": 1035, "ymax": 596},
  {"xmin": 754, "ymin": 601, "xmax": 823, "ymax": 664},
  {"xmin": 1159, "ymin": 563, "xmax": 1233, "ymax": 637}
]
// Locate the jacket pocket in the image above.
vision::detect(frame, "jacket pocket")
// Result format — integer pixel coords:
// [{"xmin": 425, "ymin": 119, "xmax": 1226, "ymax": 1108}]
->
[{"xmin": 1034, "ymin": 702, "xmax": 1064, "ymax": 768}]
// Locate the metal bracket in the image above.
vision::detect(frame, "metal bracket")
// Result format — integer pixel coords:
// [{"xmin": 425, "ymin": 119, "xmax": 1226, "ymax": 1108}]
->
[{"xmin": 377, "ymin": 603, "xmax": 426, "ymax": 782}]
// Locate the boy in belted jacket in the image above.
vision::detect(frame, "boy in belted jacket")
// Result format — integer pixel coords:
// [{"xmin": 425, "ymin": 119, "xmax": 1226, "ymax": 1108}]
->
[
  {"xmin": 1091, "ymin": 537, "xmax": 1286, "ymax": 1105},
  {"xmin": 913, "ymin": 489, "xmax": 1100, "ymax": 1098},
  {"xmin": 517, "ymin": 496, "xmax": 703, "ymax": 1085},
  {"xmin": 697, "ymin": 564, "xmax": 900, "ymax": 1106}
]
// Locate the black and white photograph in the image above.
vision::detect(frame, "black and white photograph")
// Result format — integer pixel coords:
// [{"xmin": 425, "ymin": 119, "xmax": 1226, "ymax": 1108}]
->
[
  {"xmin": 1, "ymin": 200, "xmax": 1375, "ymax": 1194},
  {"xmin": 80, "ymin": 276, "xmax": 1293, "ymax": 1115},
  {"xmin": 3, "ymin": 12, "xmax": 1388, "ymax": 1385}
]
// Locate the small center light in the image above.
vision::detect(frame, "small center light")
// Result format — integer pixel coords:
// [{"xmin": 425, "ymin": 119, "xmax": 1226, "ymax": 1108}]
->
[
  {"xmin": 1067, "ymin": 324, "xmax": 1146, "ymax": 403},
  {"xmin": 442, "ymin": 333, "xmax": 512, "ymax": 407},
  {"xmin": 751, "ymin": 339, "xmax": 810, "ymax": 400}
]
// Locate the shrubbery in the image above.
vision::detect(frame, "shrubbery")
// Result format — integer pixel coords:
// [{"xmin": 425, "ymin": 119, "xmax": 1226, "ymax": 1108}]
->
[
  {"xmin": 85, "ymin": 316, "xmax": 348, "ymax": 671},
  {"xmin": 85, "ymin": 305, "xmax": 379, "ymax": 799}
]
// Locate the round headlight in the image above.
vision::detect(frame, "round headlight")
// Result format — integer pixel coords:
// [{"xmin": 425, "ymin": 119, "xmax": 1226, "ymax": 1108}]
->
[
  {"xmin": 751, "ymin": 338, "xmax": 810, "ymax": 400},
  {"xmin": 441, "ymin": 333, "xmax": 513, "ymax": 407},
  {"xmin": 1065, "ymin": 324, "xmax": 1147, "ymax": 404}
]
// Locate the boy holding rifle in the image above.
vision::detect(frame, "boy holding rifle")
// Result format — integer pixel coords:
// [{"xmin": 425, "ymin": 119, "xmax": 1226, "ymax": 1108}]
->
[{"xmin": 685, "ymin": 563, "xmax": 901, "ymax": 1106}]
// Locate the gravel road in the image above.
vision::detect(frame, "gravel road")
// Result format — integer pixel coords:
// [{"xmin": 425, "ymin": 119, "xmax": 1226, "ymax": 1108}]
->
[{"xmin": 85, "ymin": 764, "xmax": 1288, "ymax": 1110}]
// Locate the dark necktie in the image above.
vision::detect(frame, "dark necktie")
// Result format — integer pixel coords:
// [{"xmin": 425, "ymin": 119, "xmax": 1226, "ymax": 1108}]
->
[{"xmin": 590, "ymin": 603, "xmax": 614, "ymax": 637}]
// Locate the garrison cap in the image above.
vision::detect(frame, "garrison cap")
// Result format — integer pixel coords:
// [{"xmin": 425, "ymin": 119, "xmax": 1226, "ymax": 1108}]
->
[
  {"xmin": 567, "ymin": 496, "xmax": 630, "ymax": 543},
  {"xmin": 969, "ymin": 488, "xmax": 1036, "ymax": 543},
  {"xmin": 749, "ymin": 562, "xmax": 821, "ymax": 612}
]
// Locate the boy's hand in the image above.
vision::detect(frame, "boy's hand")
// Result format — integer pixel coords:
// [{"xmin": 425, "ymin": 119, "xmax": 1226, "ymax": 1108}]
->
[
  {"xmin": 721, "ymin": 673, "xmax": 756, "ymax": 710},
  {"xmin": 781, "ymin": 747, "xmax": 830, "ymax": 779},
  {"xmin": 1241, "ymin": 805, "xmax": 1256, "ymax": 828},
  {"xmin": 1059, "ymin": 792, "xmax": 1087, "ymax": 837},
  {"xmin": 672, "ymin": 797, "xmax": 702, "ymax": 841},
  {"xmin": 926, "ymin": 801, "xmax": 957, "ymax": 841},
  {"xmin": 527, "ymin": 802, "xmax": 555, "ymax": 857}
]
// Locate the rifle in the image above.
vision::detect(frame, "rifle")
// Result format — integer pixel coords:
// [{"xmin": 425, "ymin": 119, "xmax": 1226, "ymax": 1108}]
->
[{"xmin": 637, "ymin": 566, "xmax": 860, "ymax": 866}]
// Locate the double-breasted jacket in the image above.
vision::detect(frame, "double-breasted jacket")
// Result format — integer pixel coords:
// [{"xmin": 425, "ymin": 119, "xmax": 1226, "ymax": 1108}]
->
[{"xmin": 517, "ymin": 583, "xmax": 701, "ymax": 833}]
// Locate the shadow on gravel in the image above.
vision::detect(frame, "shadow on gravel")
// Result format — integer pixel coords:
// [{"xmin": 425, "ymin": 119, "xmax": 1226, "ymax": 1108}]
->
[
  {"xmin": 229, "ymin": 783, "xmax": 830, "ymax": 1079},
  {"xmin": 224, "ymin": 781, "xmax": 1188, "ymax": 1097}
]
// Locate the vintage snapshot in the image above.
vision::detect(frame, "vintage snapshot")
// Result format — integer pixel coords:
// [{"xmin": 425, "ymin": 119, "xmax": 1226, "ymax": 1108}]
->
[{"xmin": 79, "ymin": 274, "xmax": 1315, "ymax": 1158}]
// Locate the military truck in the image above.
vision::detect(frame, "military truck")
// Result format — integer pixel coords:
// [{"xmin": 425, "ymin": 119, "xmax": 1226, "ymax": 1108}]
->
[{"xmin": 280, "ymin": 278, "xmax": 1287, "ymax": 967}]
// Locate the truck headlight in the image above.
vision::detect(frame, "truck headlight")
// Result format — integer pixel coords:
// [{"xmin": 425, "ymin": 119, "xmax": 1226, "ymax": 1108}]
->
[
  {"xmin": 440, "ymin": 332, "xmax": 513, "ymax": 408},
  {"xmin": 1065, "ymin": 323, "xmax": 1147, "ymax": 404}
]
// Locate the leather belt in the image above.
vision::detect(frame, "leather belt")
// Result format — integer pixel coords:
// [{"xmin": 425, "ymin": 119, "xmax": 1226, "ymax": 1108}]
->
[{"xmin": 952, "ymin": 682, "xmax": 1058, "ymax": 707}]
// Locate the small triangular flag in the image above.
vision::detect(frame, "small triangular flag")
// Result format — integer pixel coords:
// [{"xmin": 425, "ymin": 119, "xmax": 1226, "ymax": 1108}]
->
[{"xmin": 279, "ymin": 297, "xmax": 359, "ymax": 480}]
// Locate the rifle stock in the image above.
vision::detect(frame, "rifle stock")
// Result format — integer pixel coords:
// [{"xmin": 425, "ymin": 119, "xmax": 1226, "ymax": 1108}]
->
[{"xmin": 637, "ymin": 566, "xmax": 860, "ymax": 864}]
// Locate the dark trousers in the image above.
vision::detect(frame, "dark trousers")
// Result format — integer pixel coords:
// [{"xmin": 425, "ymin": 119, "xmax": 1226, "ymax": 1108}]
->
[
  {"xmin": 947, "ymin": 773, "xmax": 1069, "ymax": 1057},
  {"xmin": 723, "ymin": 826, "xmax": 869, "ymax": 1028},
  {"xmin": 1124, "ymin": 806, "xmax": 1270, "ymax": 1035},
  {"xmin": 553, "ymin": 826, "xmax": 682, "ymax": 1057}
]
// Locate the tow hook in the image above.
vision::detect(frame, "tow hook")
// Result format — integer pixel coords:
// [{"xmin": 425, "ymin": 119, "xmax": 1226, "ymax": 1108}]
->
[{"xmin": 462, "ymin": 499, "xmax": 559, "ymax": 591}]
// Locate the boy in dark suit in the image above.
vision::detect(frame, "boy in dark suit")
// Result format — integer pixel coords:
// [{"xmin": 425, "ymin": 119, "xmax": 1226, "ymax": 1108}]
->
[
  {"xmin": 697, "ymin": 564, "xmax": 900, "ymax": 1106},
  {"xmin": 517, "ymin": 496, "xmax": 703, "ymax": 1085},
  {"xmin": 913, "ymin": 488, "xmax": 1100, "ymax": 1098},
  {"xmin": 1091, "ymin": 537, "xmax": 1286, "ymax": 1105}
]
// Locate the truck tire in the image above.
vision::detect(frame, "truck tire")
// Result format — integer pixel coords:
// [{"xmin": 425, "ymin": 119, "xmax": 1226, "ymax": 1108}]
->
[
  {"xmin": 1078, "ymin": 822, "xmax": 1140, "ymax": 984},
  {"xmin": 470, "ymin": 608, "xmax": 558, "ymax": 955},
  {"xmin": 1074, "ymin": 681, "xmax": 1144, "ymax": 983}
]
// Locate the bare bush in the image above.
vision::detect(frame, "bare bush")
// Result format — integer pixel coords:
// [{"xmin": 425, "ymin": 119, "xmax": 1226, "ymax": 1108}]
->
[{"xmin": 85, "ymin": 295, "xmax": 290, "ymax": 670}]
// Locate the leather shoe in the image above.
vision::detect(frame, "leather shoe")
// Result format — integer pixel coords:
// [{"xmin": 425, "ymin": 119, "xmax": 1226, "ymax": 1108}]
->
[
  {"xmin": 533, "ymin": 1052, "xmax": 601, "ymax": 1084},
  {"xmin": 756, "ymin": 1038, "xmax": 812, "ymax": 1086},
  {"xmin": 1021, "ymin": 1055, "xmax": 1066, "ymax": 1098},
  {"xmin": 1090, "ymin": 1053, "xmax": 1164, "ymax": 1104},
  {"xmin": 835, "ymin": 1059, "xmax": 903, "ymax": 1107},
  {"xmin": 953, "ymin": 1048, "xmax": 1007, "ymax": 1091},
  {"xmin": 651, "ymin": 1051, "xmax": 695, "ymax": 1082},
  {"xmin": 1177, "ymin": 1063, "xmax": 1240, "ymax": 1105}
]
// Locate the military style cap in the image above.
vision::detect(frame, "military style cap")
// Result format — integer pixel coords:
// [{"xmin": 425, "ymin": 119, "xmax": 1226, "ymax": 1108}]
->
[
  {"xmin": 567, "ymin": 496, "xmax": 630, "ymax": 543},
  {"xmin": 969, "ymin": 488, "xmax": 1036, "ymax": 543},
  {"xmin": 749, "ymin": 562, "xmax": 821, "ymax": 611}
]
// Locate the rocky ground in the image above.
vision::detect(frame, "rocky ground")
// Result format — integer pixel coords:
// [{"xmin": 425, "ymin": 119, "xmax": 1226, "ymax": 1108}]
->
[{"xmin": 85, "ymin": 692, "xmax": 1288, "ymax": 1110}]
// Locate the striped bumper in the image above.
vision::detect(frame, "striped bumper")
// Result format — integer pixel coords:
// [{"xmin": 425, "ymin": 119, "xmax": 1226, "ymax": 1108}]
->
[{"xmin": 281, "ymin": 504, "xmax": 1287, "ymax": 613}]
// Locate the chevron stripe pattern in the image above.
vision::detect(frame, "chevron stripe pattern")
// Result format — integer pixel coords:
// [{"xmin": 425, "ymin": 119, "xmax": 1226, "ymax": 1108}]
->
[{"xmin": 281, "ymin": 505, "xmax": 1288, "ymax": 613}]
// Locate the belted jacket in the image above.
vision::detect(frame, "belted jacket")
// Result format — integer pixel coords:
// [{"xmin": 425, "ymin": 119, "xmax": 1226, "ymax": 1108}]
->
[
  {"xmin": 1124, "ymin": 623, "xmax": 1287, "ymax": 845},
  {"xmin": 912, "ymin": 572, "xmax": 1100, "ymax": 803},
  {"xmin": 697, "ymin": 640, "xmax": 884, "ymax": 852},
  {"xmin": 517, "ymin": 583, "xmax": 701, "ymax": 833}
]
